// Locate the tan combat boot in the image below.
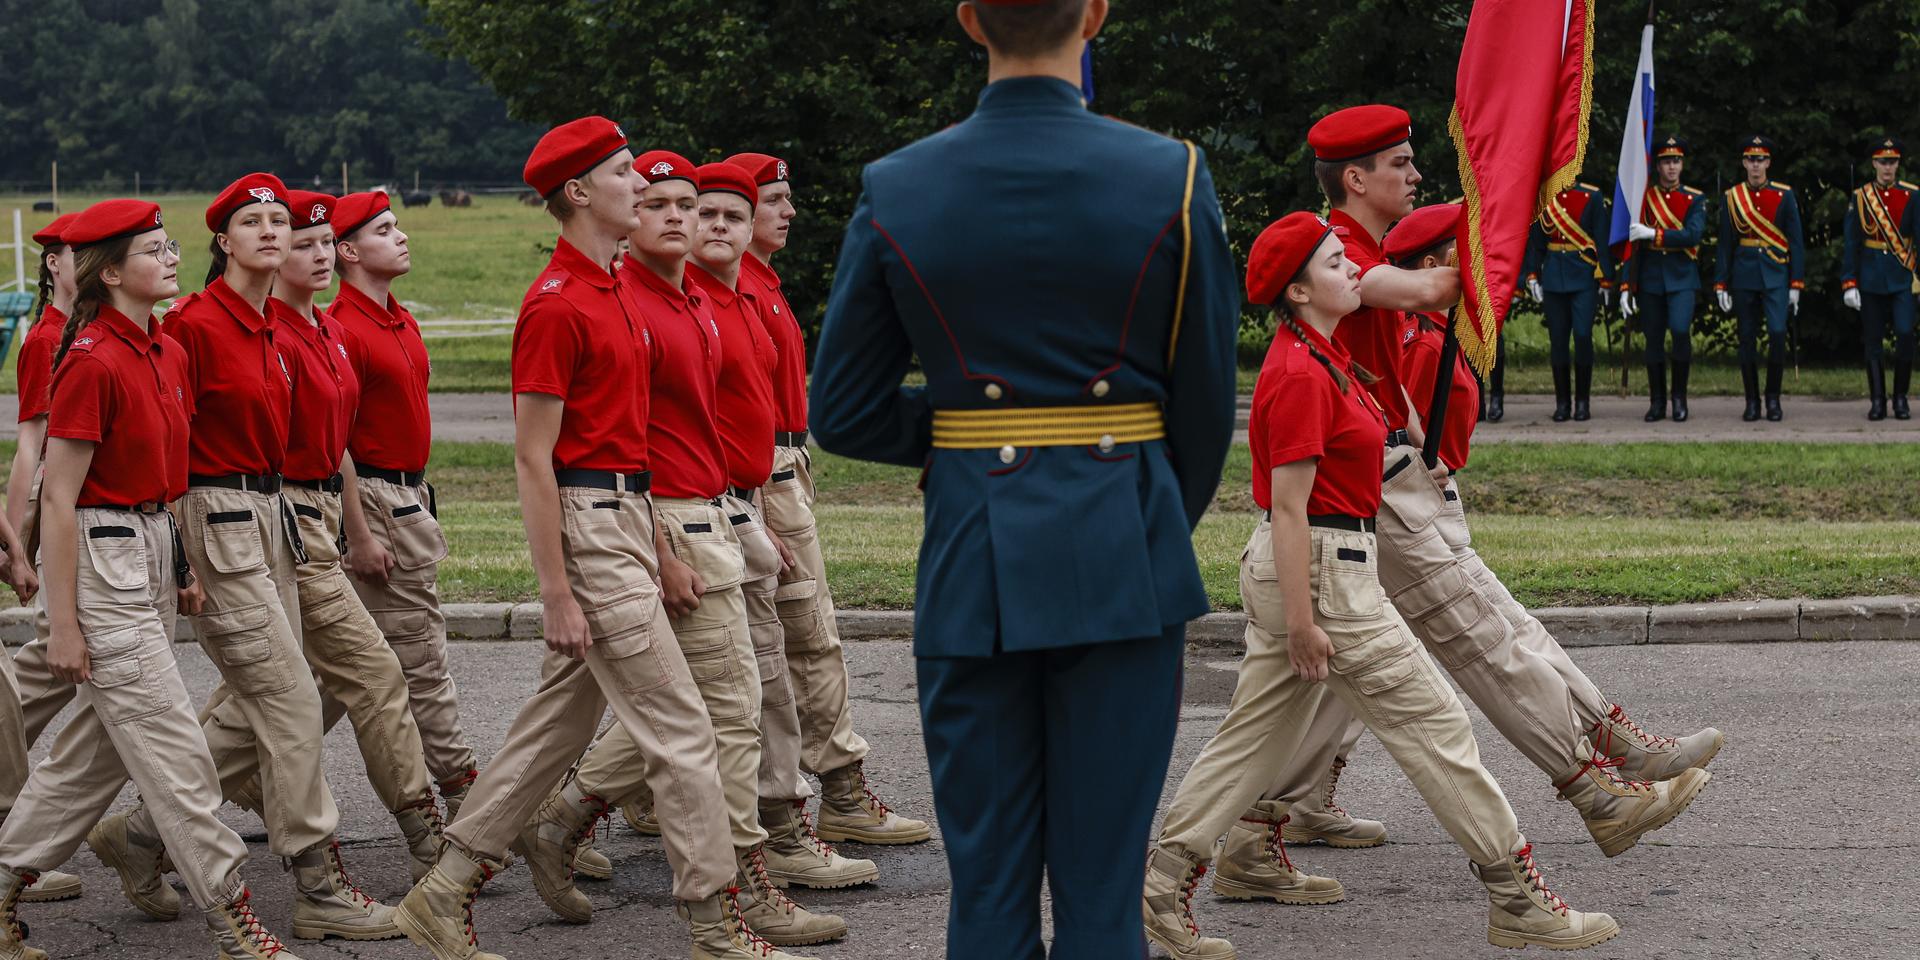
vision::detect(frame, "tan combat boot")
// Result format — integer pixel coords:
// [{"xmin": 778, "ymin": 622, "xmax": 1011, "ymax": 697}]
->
[
  {"xmin": 86, "ymin": 808, "xmax": 181, "ymax": 920},
  {"xmin": 1556, "ymin": 740, "xmax": 1711, "ymax": 858},
  {"xmin": 394, "ymin": 844, "xmax": 506, "ymax": 960},
  {"xmin": 438, "ymin": 769, "xmax": 478, "ymax": 824},
  {"xmin": 815, "ymin": 760, "xmax": 930, "ymax": 845},
  {"xmin": 1281, "ymin": 757, "xmax": 1388, "ymax": 848},
  {"xmin": 759, "ymin": 798, "xmax": 878, "ymax": 889},
  {"xmin": 1589, "ymin": 704, "xmax": 1725, "ymax": 782},
  {"xmin": 1213, "ymin": 804, "xmax": 1346, "ymax": 905},
  {"xmin": 207, "ymin": 887, "xmax": 306, "ymax": 960},
  {"xmin": 574, "ymin": 832, "xmax": 613, "ymax": 881},
  {"xmin": 397, "ymin": 801, "xmax": 446, "ymax": 885},
  {"xmin": 0, "ymin": 869, "xmax": 48, "ymax": 960},
  {"xmin": 1142, "ymin": 845, "xmax": 1236, "ymax": 960},
  {"xmin": 734, "ymin": 845, "xmax": 848, "ymax": 946},
  {"xmin": 680, "ymin": 888, "xmax": 820, "ymax": 960},
  {"xmin": 14, "ymin": 871, "xmax": 80, "ymax": 905},
  {"xmin": 1473, "ymin": 842, "xmax": 1619, "ymax": 950},
  {"xmin": 622, "ymin": 794, "xmax": 661, "ymax": 836},
  {"xmin": 288, "ymin": 839, "xmax": 402, "ymax": 940},
  {"xmin": 509, "ymin": 781, "xmax": 606, "ymax": 924}
]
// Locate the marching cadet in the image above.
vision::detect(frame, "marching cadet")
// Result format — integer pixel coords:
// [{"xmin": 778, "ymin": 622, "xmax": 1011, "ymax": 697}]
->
[
  {"xmin": 393, "ymin": 117, "xmax": 752, "ymax": 960},
  {"xmin": 1145, "ymin": 210, "xmax": 1619, "ymax": 959},
  {"xmin": 0, "ymin": 198, "xmax": 298, "ymax": 960},
  {"xmin": 195, "ymin": 189, "xmax": 445, "ymax": 884},
  {"xmin": 1620, "ymin": 135, "xmax": 1707, "ymax": 423},
  {"xmin": 329, "ymin": 190, "xmax": 484, "ymax": 813},
  {"xmin": 1523, "ymin": 178, "xmax": 1614, "ymax": 421},
  {"xmin": 811, "ymin": 0, "xmax": 1241, "ymax": 955},
  {"xmin": 89, "ymin": 175, "xmax": 399, "ymax": 942},
  {"xmin": 723, "ymin": 150, "xmax": 930, "ymax": 847},
  {"xmin": 1715, "ymin": 134, "xmax": 1806, "ymax": 422},
  {"xmin": 532, "ymin": 150, "xmax": 839, "ymax": 953},
  {"xmin": 1841, "ymin": 136, "xmax": 1918, "ymax": 421}
]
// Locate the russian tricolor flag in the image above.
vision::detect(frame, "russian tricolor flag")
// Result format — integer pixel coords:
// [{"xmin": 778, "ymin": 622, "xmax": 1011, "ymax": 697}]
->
[{"xmin": 1609, "ymin": 16, "xmax": 1656, "ymax": 260}]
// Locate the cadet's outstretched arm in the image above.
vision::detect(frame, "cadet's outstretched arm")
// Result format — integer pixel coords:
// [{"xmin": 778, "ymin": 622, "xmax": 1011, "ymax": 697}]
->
[{"xmin": 1162, "ymin": 157, "xmax": 1241, "ymax": 530}]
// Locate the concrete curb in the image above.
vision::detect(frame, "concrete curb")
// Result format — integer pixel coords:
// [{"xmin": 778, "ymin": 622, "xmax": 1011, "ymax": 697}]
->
[{"xmin": 8, "ymin": 596, "xmax": 1920, "ymax": 648}]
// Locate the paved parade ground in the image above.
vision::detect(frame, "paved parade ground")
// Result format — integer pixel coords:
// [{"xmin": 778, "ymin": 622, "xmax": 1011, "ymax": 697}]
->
[{"xmin": 24, "ymin": 637, "xmax": 1916, "ymax": 960}]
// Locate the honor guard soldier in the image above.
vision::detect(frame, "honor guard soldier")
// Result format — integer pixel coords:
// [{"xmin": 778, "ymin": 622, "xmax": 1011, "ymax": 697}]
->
[
  {"xmin": 1841, "ymin": 136, "xmax": 1918, "ymax": 420},
  {"xmin": 1620, "ymin": 135, "xmax": 1707, "ymax": 422},
  {"xmin": 1523, "ymin": 178, "xmax": 1614, "ymax": 421},
  {"xmin": 810, "ymin": 1, "xmax": 1241, "ymax": 956},
  {"xmin": 1715, "ymin": 134, "xmax": 1805, "ymax": 422}
]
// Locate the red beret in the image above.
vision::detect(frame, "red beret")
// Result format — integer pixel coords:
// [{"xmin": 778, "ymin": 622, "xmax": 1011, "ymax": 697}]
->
[
  {"xmin": 206, "ymin": 172, "xmax": 290, "ymax": 232},
  {"xmin": 1308, "ymin": 105, "xmax": 1413, "ymax": 163},
  {"xmin": 66, "ymin": 199, "xmax": 165, "ymax": 250},
  {"xmin": 333, "ymin": 192, "xmax": 393, "ymax": 240},
  {"xmin": 635, "ymin": 150, "xmax": 697, "ymax": 185},
  {"xmin": 286, "ymin": 190, "xmax": 337, "ymax": 231},
  {"xmin": 725, "ymin": 152, "xmax": 790, "ymax": 186},
  {"xmin": 1246, "ymin": 212, "xmax": 1341, "ymax": 306},
  {"xmin": 1383, "ymin": 203, "xmax": 1462, "ymax": 262},
  {"xmin": 696, "ymin": 163, "xmax": 759, "ymax": 208},
  {"xmin": 524, "ymin": 116, "xmax": 630, "ymax": 197},
  {"xmin": 31, "ymin": 213, "xmax": 77, "ymax": 248}
]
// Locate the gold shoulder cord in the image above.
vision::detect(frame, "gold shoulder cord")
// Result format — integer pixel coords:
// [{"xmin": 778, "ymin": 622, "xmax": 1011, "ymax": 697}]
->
[{"xmin": 1166, "ymin": 140, "xmax": 1198, "ymax": 368}]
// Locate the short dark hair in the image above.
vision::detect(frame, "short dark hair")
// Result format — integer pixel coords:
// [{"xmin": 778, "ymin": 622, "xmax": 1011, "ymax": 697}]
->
[
  {"xmin": 971, "ymin": 0, "xmax": 1088, "ymax": 58},
  {"xmin": 1314, "ymin": 155, "xmax": 1379, "ymax": 205}
]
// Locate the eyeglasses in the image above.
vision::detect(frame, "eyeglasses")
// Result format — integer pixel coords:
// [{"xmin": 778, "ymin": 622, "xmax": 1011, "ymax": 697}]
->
[{"xmin": 140, "ymin": 239, "xmax": 182, "ymax": 262}]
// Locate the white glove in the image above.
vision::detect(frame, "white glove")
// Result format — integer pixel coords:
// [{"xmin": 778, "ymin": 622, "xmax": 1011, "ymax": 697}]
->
[
  {"xmin": 1599, "ymin": 287, "xmax": 1612, "ymax": 310},
  {"xmin": 1628, "ymin": 223, "xmax": 1657, "ymax": 242},
  {"xmin": 1526, "ymin": 278, "xmax": 1544, "ymax": 302},
  {"xmin": 1844, "ymin": 288, "xmax": 1863, "ymax": 310},
  {"xmin": 1789, "ymin": 288, "xmax": 1801, "ymax": 315},
  {"xmin": 1716, "ymin": 289, "xmax": 1734, "ymax": 313},
  {"xmin": 1620, "ymin": 291, "xmax": 1637, "ymax": 318}
]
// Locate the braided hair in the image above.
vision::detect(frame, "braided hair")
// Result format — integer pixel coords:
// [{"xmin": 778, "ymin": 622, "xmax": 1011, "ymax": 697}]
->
[
  {"xmin": 1274, "ymin": 307, "xmax": 1377, "ymax": 395},
  {"xmin": 31, "ymin": 247, "xmax": 60, "ymax": 323},
  {"xmin": 53, "ymin": 237, "xmax": 136, "ymax": 371}
]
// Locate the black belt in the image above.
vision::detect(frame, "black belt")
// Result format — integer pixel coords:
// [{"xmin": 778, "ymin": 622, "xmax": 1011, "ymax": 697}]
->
[
  {"xmin": 358, "ymin": 466, "xmax": 428, "ymax": 487},
  {"xmin": 79, "ymin": 501, "xmax": 169, "ymax": 514},
  {"xmin": 555, "ymin": 469, "xmax": 650, "ymax": 493},
  {"xmin": 775, "ymin": 430, "xmax": 808, "ymax": 448},
  {"xmin": 288, "ymin": 473, "xmax": 345, "ymax": 493},
  {"xmin": 1310, "ymin": 514, "xmax": 1376, "ymax": 533},
  {"xmin": 727, "ymin": 486, "xmax": 758, "ymax": 501},
  {"xmin": 1385, "ymin": 429, "xmax": 1410, "ymax": 449},
  {"xmin": 189, "ymin": 473, "xmax": 281, "ymax": 494}
]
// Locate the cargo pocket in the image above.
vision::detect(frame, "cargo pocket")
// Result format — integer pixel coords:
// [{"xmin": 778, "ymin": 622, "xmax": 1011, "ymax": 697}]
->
[
  {"xmin": 1398, "ymin": 567, "xmax": 1506, "ymax": 671},
  {"xmin": 561, "ymin": 503, "xmax": 649, "ymax": 608},
  {"xmin": 200, "ymin": 506, "xmax": 266, "ymax": 575},
  {"xmin": 677, "ymin": 623, "xmax": 748, "ymax": 720},
  {"xmin": 386, "ymin": 611, "xmax": 449, "ymax": 681},
  {"xmin": 84, "ymin": 524, "xmax": 149, "ymax": 597},
  {"xmin": 195, "ymin": 603, "xmax": 295, "ymax": 697},
  {"xmin": 1238, "ymin": 527, "xmax": 1288, "ymax": 635},
  {"xmin": 586, "ymin": 602, "xmax": 672, "ymax": 694},
  {"xmin": 1328, "ymin": 626, "xmax": 1446, "ymax": 728},
  {"xmin": 1316, "ymin": 542, "xmax": 1385, "ymax": 622},
  {"xmin": 384, "ymin": 500, "xmax": 449, "ymax": 571},
  {"xmin": 669, "ymin": 518, "xmax": 745, "ymax": 594},
  {"xmin": 1380, "ymin": 456, "xmax": 1443, "ymax": 535},
  {"xmin": 88, "ymin": 648, "xmax": 175, "ymax": 724},
  {"xmin": 773, "ymin": 578, "xmax": 826, "ymax": 651},
  {"xmin": 291, "ymin": 501, "xmax": 336, "ymax": 566}
]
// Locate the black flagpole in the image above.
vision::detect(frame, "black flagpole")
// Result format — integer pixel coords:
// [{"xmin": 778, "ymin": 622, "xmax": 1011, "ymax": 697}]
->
[{"xmin": 1421, "ymin": 307, "xmax": 1462, "ymax": 471}]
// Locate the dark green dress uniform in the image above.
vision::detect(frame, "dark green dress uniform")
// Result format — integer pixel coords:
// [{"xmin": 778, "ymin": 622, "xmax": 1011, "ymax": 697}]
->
[
  {"xmin": 1627, "ymin": 135, "xmax": 1708, "ymax": 422},
  {"xmin": 809, "ymin": 75, "xmax": 1239, "ymax": 959},
  {"xmin": 1715, "ymin": 135, "xmax": 1805, "ymax": 422},
  {"xmin": 1523, "ymin": 182, "xmax": 1613, "ymax": 421},
  {"xmin": 1840, "ymin": 136, "xmax": 1919, "ymax": 420}
]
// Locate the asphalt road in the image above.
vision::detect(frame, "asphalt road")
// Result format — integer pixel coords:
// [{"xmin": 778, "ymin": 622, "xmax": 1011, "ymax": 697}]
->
[{"xmin": 21, "ymin": 638, "xmax": 1916, "ymax": 960}]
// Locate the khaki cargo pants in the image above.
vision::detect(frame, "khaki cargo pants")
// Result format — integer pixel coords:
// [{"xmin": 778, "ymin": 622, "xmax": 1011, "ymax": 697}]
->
[
  {"xmin": 571, "ymin": 496, "xmax": 767, "ymax": 850},
  {"xmin": 0, "ymin": 477, "xmax": 80, "ymax": 819},
  {"xmin": 201, "ymin": 485, "xmax": 434, "ymax": 815},
  {"xmin": 347, "ymin": 475, "xmax": 477, "ymax": 787},
  {"xmin": 442, "ymin": 485, "xmax": 732, "ymax": 899},
  {"xmin": 731, "ymin": 494, "xmax": 810, "ymax": 804},
  {"xmin": 759, "ymin": 446, "xmax": 867, "ymax": 776},
  {"xmin": 0, "ymin": 509, "xmax": 247, "ymax": 910},
  {"xmin": 1158, "ymin": 520, "xmax": 1520, "ymax": 868}
]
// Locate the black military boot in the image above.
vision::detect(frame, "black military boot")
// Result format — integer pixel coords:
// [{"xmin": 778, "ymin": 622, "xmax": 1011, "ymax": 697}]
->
[
  {"xmin": 1572, "ymin": 363, "xmax": 1592, "ymax": 421},
  {"xmin": 1643, "ymin": 363, "xmax": 1667, "ymax": 422},
  {"xmin": 1764, "ymin": 360, "xmax": 1784, "ymax": 422},
  {"xmin": 1741, "ymin": 363, "xmax": 1762, "ymax": 421},
  {"xmin": 1867, "ymin": 356, "xmax": 1888, "ymax": 422},
  {"xmin": 1894, "ymin": 335, "xmax": 1913, "ymax": 420},
  {"xmin": 1551, "ymin": 364, "xmax": 1572, "ymax": 422},
  {"xmin": 1671, "ymin": 361, "xmax": 1690, "ymax": 422}
]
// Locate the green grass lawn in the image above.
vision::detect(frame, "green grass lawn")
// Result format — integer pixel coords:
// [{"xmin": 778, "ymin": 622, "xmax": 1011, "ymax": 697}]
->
[{"xmin": 382, "ymin": 440, "xmax": 1920, "ymax": 611}]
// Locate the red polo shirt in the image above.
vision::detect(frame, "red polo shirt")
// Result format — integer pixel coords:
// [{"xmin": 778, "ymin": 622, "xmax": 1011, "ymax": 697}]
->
[
  {"xmin": 273, "ymin": 299, "xmax": 361, "ymax": 482},
  {"xmin": 622, "ymin": 255, "xmax": 727, "ymax": 499},
  {"xmin": 738, "ymin": 252, "xmax": 807, "ymax": 432},
  {"xmin": 1402, "ymin": 312, "xmax": 1479, "ymax": 472},
  {"xmin": 332, "ymin": 282, "xmax": 432, "ymax": 473},
  {"xmin": 687, "ymin": 262, "xmax": 777, "ymax": 490},
  {"xmin": 1327, "ymin": 208, "xmax": 1410, "ymax": 432},
  {"xmin": 16, "ymin": 306, "xmax": 65, "ymax": 422},
  {"xmin": 164, "ymin": 277, "xmax": 294, "ymax": 477},
  {"xmin": 1250, "ymin": 320, "xmax": 1387, "ymax": 517},
  {"xmin": 48, "ymin": 306, "xmax": 192, "ymax": 506},
  {"xmin": 512, "ymin": 237, "xmax": 657, "ymax": 473}
]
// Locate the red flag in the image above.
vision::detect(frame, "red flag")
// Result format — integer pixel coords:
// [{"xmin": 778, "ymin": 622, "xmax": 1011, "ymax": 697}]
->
[{"xmin": 1451, "ymin": 0, "xmax": 1595, "ymax": 375}]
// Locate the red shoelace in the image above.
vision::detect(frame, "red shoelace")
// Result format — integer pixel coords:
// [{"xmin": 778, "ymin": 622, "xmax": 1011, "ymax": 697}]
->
[
  {"xmin": 1242, "ymin": 815, "xmax": 1299, "ymax": 872},
  {"xmin": 727, "ymin": 886, "xmax": 782, "ymax": 957},
  {"xmin": 1604, "ymin": 705, "xmax": 1678, "ymax": 750},
  {"xmin": 1322, "ymin": 759, "xmax": 1351, "ymax": 817},
  {"xmin": 1179, "ymin": 863, "xmax": 1207, "ymax": 935},
  {"xmin": 1512, "ymin": 845, "xmax": 1570, "ymax": 917},
  {"xmin": 326, "ymin": 841, "xmax": 379, "ymax": 910},
  {"xmin": 790, "ymin": 800, "xmax": 839, "ymax": 858},
  {"xmin": 229, "ymin": 890, "xmax": 288, "ymax": 956},
  {"xmin": 461, "ymin": 861, "xmax": 496, "ymax": 946}
]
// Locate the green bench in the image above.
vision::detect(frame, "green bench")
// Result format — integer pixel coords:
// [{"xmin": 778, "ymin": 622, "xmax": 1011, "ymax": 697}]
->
[{"xmin": 0, "ymin": 290, "xmax": 36, "ymax": 373}]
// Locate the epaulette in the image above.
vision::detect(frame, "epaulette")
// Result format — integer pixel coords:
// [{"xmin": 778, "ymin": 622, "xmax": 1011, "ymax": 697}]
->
[
  {"xmin": 1683, "ymin": 186, "xmax": 1703, "ymax": 195},
  {"xmin": 1577, "ymin": 182, "xmax": 1600, "ymax": 192},
  {"xmin": 1901, "ymin": 181, "xmax": 1919, "ymax": 191},
  {"xmin": 1771, "ymin": 181, "xmax": 1793, "ymax": 191}
]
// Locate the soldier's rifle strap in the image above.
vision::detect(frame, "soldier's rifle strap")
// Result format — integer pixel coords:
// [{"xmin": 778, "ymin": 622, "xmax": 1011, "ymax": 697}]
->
[{"xmin": 1166, "ymin": 140, "xmax": 1197, "ymax": 368}]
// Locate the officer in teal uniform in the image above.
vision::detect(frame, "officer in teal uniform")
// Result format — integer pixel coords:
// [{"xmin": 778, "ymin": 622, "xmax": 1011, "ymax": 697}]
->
[
  {"xmin": 1622, "ymin": 135, "xmax": 1709, "ymax": 422},
  {"xmin": 1523, "ymin": 179, "xmax": 1614, "ymax": 421},
  {"xmin": 1715, "ymin": 134, "xmax": 1806, "ymax": 422},
  {"xmin": 1841, "ymin": 136, "xmax": 1919, "ymax": 421},
  {"xmin": 808, "ymin": 2, "xmax": 1239, "ymax": 956}
]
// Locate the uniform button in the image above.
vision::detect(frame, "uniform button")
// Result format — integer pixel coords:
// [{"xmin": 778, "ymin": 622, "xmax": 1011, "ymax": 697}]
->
[
  {"xmin": 998, "ymin": 445, "xmax": 1017, "ymax": 464},
  {"xmin": 984, "ymin": 383, "xmax": 1004, "ymax": 400},
  {"xmin": 1092, "ymin": 379, "xmax": 1111, "ymax": 398},
  {"xmin": 1097, "ymin": 434, "xmax": 1116, "ymax": 453}
]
